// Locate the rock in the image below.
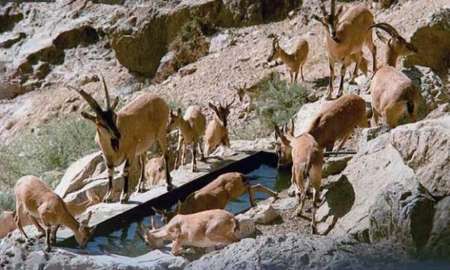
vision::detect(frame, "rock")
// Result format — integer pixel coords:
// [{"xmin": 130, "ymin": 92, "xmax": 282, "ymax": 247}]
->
[
  {"xmin": 235, "ymin": 214, "xmax": 256, "ymax": 238},
  {"xmin": 209, "ymin": 31, "xmax": 234, "ymax": 53},
  {"xmin": 405, "ymin": 6, "xmax": 450, "ymax": 73},
  {"xmin": 0, "ymin": 32, "xmax": 25, "ymax": 48},
  {"xmin": 186, "ymin": 233, "xmax": 442, "ymax": 270},
  {"xmin": 0, "ymin": 4, "xmax": 23, "ymax": 33},
  {"xmin": 424, "ymin": 197, "xmax": 450, "ymax": 259},
  {"xmin": 321, "ymin": 155, "xmax": 352, "ymax": 178},
  {"xmin": 238, "ymin": 202, "xmax": 280, "ymax": 225},
  {"xmin": 272, "ymin": 196, "xmax": 297, "ymax": 210},
  {"xmin": 402, "ymin": 65, "xmax": 449, "ymax": 112},
  {"xmin": 319, "ymin": 116, "xmax": 449, "ymax": 253}
]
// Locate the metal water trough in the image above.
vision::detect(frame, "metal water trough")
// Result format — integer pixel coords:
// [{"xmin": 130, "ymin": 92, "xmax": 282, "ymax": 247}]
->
[{"xmin": 58, "ymin": 151, "xmax": 277, "ymax": 247}]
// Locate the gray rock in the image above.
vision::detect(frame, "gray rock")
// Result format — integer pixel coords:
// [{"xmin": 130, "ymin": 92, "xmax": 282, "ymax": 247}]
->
[
  {"xmin": 209, "ymin": 31, "xmax": 234, "ymax": 53},
  {"xmin": 238, "ymin": 202, "xmax": 280, "ymax": 225},
  {"xmin": 424, "ymin": 196, "xmax": 450, "ymax": 259},
  {"xmin": 321, "ymin": 155, "xmax": 352, "ymax": 178}
]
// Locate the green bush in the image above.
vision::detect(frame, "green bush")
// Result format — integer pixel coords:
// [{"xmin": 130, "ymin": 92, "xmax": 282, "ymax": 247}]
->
[
  {"xmin": 0, "ymin": 191, "xmax": 15, "ymax": 212},
  {"xmin": 233, "ymin": 75, "xmax": 308, "ymax": 140},
  {"xmin": 0, "ymin": 116, "xmax": 97, "ymax": 190}
]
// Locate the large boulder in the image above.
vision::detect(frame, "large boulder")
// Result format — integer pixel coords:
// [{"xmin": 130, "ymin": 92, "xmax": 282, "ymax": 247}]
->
[
  {"xmin": 317, "ymin": 116, "xmax": 450, "ymax": 257},
  {"xmin": 425, "ymin": 196, "xmax": 450, "ymax": 259},
  {"xmin": 405, "ymin": 6, "xmax": 450, "ymax": 73}
]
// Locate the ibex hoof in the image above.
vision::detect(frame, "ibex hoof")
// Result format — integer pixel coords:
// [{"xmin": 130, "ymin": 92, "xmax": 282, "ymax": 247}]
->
[
  {"xmin": 120, "ymin": 193, "xmax": 129, "ymax": 204},
  {"xmin": 45, "ymin": 246, "xmax": 52, "ymax": 252},
  {"xmin": 311, "ymin": 226, "xmax": 318, "ymax": 235}
]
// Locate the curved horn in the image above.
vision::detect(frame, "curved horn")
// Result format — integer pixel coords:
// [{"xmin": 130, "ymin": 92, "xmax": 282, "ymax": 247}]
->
[
  {"xmin": 99, "ymin": 73, "xmax": 111, "ymax": 110},
  {"xmin": 330, "ymin": 0, "xmax": 336, "ymax": 18},
  {"xmin": 67, "ymin": 85, "xmax": 103, "ymax": 114},
  {"xmin": 226, "ymin": 97, "xmax": 236, "ymax": 109},
  {"xmin": 318, "ymin": 0, "xmax": 328, "ymax": 17},
  {"xmin": 370, "ymin": 23, "xmax": 401, "ymax": 39}
]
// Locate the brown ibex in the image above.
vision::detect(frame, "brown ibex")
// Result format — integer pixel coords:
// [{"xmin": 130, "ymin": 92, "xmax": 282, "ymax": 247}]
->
[
  {"xmin": 204, "ymin": 99, "xmax": 235, "ymax": 157},
  {"xmin": 313, "ymin": 0, "xmax": 377, "ymax": 99},
  {"xmin": 14, "ymin": 175, "xmax": 95, "ymax": 251},
  {"xmin": 139, "ymin": 209, "xmax": 239, "ymax": 255},
  {"xmin": 369, "ymin": 23, "xmax": 422, "ymax": 127},
  {"xmin": 67, "ymin": 74, "xmax": 172, "ymax": 203},
  {"xmin": 154, "ymin": 172, "xmax": 278, "ymax": 223},
  {"xmin": 267, "ymin": 36, "xmax": 309, "ymax": 83},
  {"xmin": 274, "ymin": 123, "xmax": 324, "ymax": 234},
  {"xmin": 168, "ymin": 105, "xmax": 206, "ymax": 172}
]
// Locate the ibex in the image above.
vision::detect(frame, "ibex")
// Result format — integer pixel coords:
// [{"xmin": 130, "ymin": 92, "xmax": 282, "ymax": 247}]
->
[
  {"xmin": 369, "ymin": 23, "xmax": 422, "ymax": 127},
  {"xmin": 274, "ymin": 123, "xmax": 324, "ymax": 234},
  {"xmin": 233, "ymin": 83, "xmax": 259, "ymax": 113},
  {"xmin": 275, "ymin": 95, "xmax": 368, "ymax": 167},
  {"xmin": 154, "ymin": 172, "xmax": 278, "ymax": 222},
  {"xmin": 267, "ymin": 36, "xmax": 309, "ymax": 83},
  {"xmin": 67, "ymin": 74, "xmax": 172, "ymax": 203},
  {"xmin": 204, "ymin": 99, "xmax": 235, "ymax": 157},
  {"xmin": 14, "ymin": 175, "xmax": 95, "ymax": 251},
  {"xmin": 139, "ymin": 209, "xmax": 239, "ymax": 255},
  {"xmin": 313, "ymin": 0, "xmax": 377, "ymax": 99},
  {"xmin": 168, "ymin": 105, "xmax": 206, "ymax": 172}
]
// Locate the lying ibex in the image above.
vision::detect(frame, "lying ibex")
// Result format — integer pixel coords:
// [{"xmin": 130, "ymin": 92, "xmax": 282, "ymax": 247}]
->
[
  {"xmin": 369, "ymin": 23, "xmax": 422, "ymax": 127},
  {"xmin": 67, "ymin": 74, "xmax": 172, "ymax": 203},
  {"xmin": 267, "ymin": 36, "xmax": 309, "ymax": 83},
  {"xmin": 313, "ymin": 0, "xmax": 377, "ymax": 99},
  {"xmin": 204, "ymin": 99, "xmax": 235, "ymax": 157},
  {"xmin": 143, "ymin": 156, "xmax": 167, "ymax": 188},
  {"xmin": 275, "ymin": 95, "xmax": 368, "ymax": 167},
  {"xmin": 168, "ymin": 106, "xmax": 206, "ymax": 172},
  {"xmin": 274, "ymin": 123, "xmax": 324, "ymax": 234},
  {"xmin": 154, "ymin": 172, "xmax": 278, "ymax": 222},
  {"xmin": 14, "ymin": 175, "xmax": 95, "ymax": 251},
  {"xmin": 139, "ymin": 209, "xmax": 239, "ymax": 255}
]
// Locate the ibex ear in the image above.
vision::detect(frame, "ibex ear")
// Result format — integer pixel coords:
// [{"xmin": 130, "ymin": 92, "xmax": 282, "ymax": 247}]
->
[
  {"xmin": 335, "ymin": 5, "xmax": 344, "ymax": 18},
  {"xmin": 111, "ymin": 96, "xmax": 120, "ymax": 110},
  {"xmin": 208, "ymin": 102, "xmax": 219, "ymax": 115},
  {"xmin": 81, "ymin": 111, "xmax": 96, "ymax": 123},
  {"xmin": 81, "ymin": 211, "xmax": 93, "ymax": 227}
]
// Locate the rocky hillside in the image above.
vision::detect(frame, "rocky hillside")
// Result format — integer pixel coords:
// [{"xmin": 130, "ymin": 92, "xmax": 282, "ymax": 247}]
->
[{"xmin": 0, "ymin": 0, "xmax": 449, "ymax": 269}]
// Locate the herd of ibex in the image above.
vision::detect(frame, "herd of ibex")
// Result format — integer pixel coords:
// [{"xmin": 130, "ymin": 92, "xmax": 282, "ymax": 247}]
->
[{"xmin": 6, "ymin": 0, "xmax": 423, "ymax": 255}]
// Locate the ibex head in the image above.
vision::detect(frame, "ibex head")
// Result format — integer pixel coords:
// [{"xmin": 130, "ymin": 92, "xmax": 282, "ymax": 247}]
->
[
  {"xmin": 208, "ymin": 98, "xmax": 235, "ymax": 128},
  {"xmin": 267, "ymin": 36, "xmax": 281, "ymax": 62},
  {"xmin": 274, "ymin": 120, "xmax": 295, "ymax": 168},
  {"xmin": 138, "ymin": 217, "xmax": 165, "ymax": 249},
  {"xmin": 168, "ymin": 108, "xmax": 183, "ymax": 130},
  {"xmin": 232, "ymin": 83, "xmax": 247, "ymax": 102},
  {"xmin": 75, "ymin": 211, "xmax": 95, "ymax": 248},
  {"xmin": 67, "ymin": 74, "xmax": 121, "ymax": 151},
  {"xmin": 371, "ymin": 23, "xmax": 418, "ymax": 57},
  {"xmin": 313, "ymin": 0, "xmax": 344, "ymax": 42}
]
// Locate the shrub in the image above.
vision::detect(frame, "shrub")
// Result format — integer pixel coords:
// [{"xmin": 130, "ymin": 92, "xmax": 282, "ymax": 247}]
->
[
  {"xmin": 233, "ymin": 75, "xmax": 308, "ymax": 140},
  {"xmin": 0, "ymin": 116, "xmax": 97, "ymax": 190},
  {"xmin": 0, "ymin": 191, "xmax": 15, "ymax": 212}
]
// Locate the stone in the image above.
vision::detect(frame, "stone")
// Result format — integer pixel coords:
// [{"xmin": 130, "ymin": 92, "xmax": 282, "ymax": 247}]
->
[
  {"xmin": 424, "ymin": 196, "xmax": 450, "ymax": 259},
  {"xmin": 238, "ymin": 202, "xmax": 280, "ymax": 225},
  {"xmin": 321, "ymin": 155, "xmax": 352, "ymax": 178},
  {"xmin": 209, "ymin": 31, "xmax": 234, "ymax": 53},
  {"xmin": 235, "ymin": 214, "xmax": 256, "ymax": 238}
]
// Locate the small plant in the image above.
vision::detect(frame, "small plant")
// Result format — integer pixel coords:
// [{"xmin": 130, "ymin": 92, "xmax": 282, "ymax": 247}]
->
[
  {"xmin": 0, "ymin": 116, "xmax": 97, "ymax": 191},
  {"xmin": 0, "ymin": 191, "xmax": 15, "ymax": 212}
]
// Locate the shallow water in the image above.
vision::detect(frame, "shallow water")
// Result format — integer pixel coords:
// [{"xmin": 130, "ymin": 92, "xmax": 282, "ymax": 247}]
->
[{"xmin": 84, "ymin": 164, "xmax": 290, "ymax": 257}]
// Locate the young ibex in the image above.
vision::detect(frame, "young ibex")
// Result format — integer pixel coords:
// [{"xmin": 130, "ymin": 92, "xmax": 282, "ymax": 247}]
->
[
  {"xmin": 275, "ymin": 95, "xmax": 368, "ymax": 167},
  {"xmin": 267, "ymin": 36, "xmax": 309, "ymax": 83},
  {"xmin": 139, "ymin": 209, "xmax": 239, "ymax": 255},
  {"xmin": 233, "ymin": 83, "xmax": 259, "ymax": 113},
  {"xmin": 274, "ymin": 124, "xmax": 324, "ymax": 234},
  {"xmin": 369, "ymin": 23, "xmax": 422, "ymax": 127},
  {"xmin": 14, "ymin": 175, "xmax": 95, "ymax": 251},
  {"xmin": 67, "ymin": 74, "xmax": 172, "ymax": 203},
  {"xmin": 155, "ymin": 172, "xmax": 278, "ymax": 222},
  {"xmin": 313, "ymin": 0, "xmax": 377, "ymax": 99},
  {"xmin": 168, "ymin": 105, "xmax": 206, "ymax": 172},
  {"xmin": 204, "ymin": 99, "xmax": 235, "ymax": 157}
]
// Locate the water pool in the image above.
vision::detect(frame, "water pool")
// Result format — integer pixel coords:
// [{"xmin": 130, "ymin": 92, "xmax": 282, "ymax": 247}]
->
[{"xmin": 82, "ymin": 164, "xmax": 290, "ymax": 257}]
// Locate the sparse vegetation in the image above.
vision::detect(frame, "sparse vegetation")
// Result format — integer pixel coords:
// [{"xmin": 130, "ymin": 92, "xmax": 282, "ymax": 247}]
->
[
  {"xmin": 233, "ymin": 75, "xmax": 308, "ymax": 140},
  {"xmin": 0, "ymin": 116, "xmax": 97, "ymax": 195}
]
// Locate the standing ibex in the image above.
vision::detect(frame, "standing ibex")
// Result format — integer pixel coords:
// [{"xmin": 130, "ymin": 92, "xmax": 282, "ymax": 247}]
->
[
  {"xmin": 275, "ymin": 95, "xmax": 368, "ymax": 167},
  {"xmin": 154, "ymin": 172, "xmax": 278, "ymax": 222},
  {"xmin": 139, "ymin": 209, "xmax": 239, "ymax": 255},
  {"xmin": 313, "ymin": 0, "xmax": 377, "ymax": 99},
  {"xmin": 274, "ymin": 123, "xmax": 324, "ymax": 234},
  {"xmin": 267, "ymin": 36, "xmax": 309, "ymax": 83},
  {"xmin": 369, "ymin": 23, "xmax": 422, "ymax": 127},
  {"xmin": 204, "ymin": 99, "xmax": 235, "ymax": 157},
  {"xmin": 67, "ymin": 74, "xmax": 172, "ymax": 203},
  {"xmin": 168, "ymin": 105, "xmax": 206, "ymax": 172},
  {"xmin": 14, "ymin": 175, "xmax": 95, "ymax": 251}
]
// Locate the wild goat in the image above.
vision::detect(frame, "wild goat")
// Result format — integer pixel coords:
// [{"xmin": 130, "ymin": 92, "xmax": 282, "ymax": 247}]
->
[
  {"xmin": 274, "ymin": 124, "xmax": 324, "ymax": 234},
  {"xmin": 14, "ymin": 175, "xmax": 95, "ymax": 251},
  {"xmin": 154, "ymin": 172, "xmax": 278, "ymax": 222},
  {"xmin": 204, "ymin": 99, "xmax": 235, "ymax": 157},
  {"xmin": 139, "ymin": 209, "xmax": 239, "ymax": 255},
  {"xmin": 313, "ymin": 0, "xmax": 377, "ymax": 99},
  {"xmin": 233, "ymin": 83, "xmax": 259, "ymax": 113},
  {"xmin": 369, "ymin": 23, "xmax": 423, "ymax": 127},
  {"xmin": 267, "ymin": 36, "xmax": 309, "ymax": 83},
  {"xmin": 67, "ymin": 74, "xmax": 172, "ymax": 203},
  {"xmin": 168, "ymin": 105, "xmax": 206, "ymax": 172},
  {"xmin": 275, "ymin": 95, "xmax": 368, "ymax": 167}
]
